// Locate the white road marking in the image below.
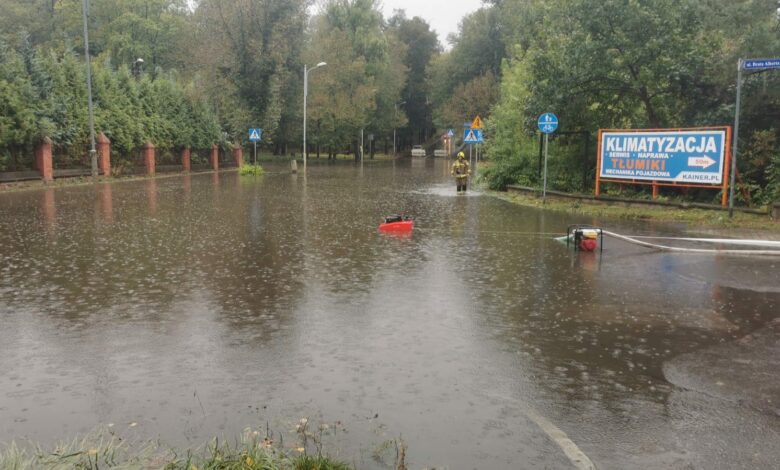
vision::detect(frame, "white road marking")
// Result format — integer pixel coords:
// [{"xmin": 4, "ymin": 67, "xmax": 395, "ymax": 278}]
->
[
  {"xmin": 482, "ymin": 392, "xmax": 596, "ymax": 469},
  {"xmin": 523, "ymin": 408, "xmax": 597, "ymax": 470}
]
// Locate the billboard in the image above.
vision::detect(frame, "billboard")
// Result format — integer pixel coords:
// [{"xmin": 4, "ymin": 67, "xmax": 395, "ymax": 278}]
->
[{"xmin": 598, "ymin": 129, "xmax": 727, "ymax": 185}]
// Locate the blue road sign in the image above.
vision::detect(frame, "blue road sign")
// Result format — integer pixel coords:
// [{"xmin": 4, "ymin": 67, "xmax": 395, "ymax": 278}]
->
[
  {"xmin": 599, "ymin": 130, "xmax": 727, "ymax": 185},
  {"xmin": 248, "ymin": 128, "xmax": 263, "ymax": 142},
  {"xmin": 464, "ymin": 128, "xmax": 484, "ymax": 144},
  {"xmin": 743, "ymin": 58, "xmax": 780, "ymax": 71},
  {"xmin": 447, "ymin": 129, "xmax": 454, "ymax": 137},
  {"xmin": 538, "ymin": 113, "xmax": 558, "ymax": 134}
]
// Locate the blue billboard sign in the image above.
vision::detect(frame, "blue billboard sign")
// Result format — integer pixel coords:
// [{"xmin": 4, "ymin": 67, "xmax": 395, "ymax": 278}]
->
[{"xmin": 599, "ymin": 130, "xmax": 727, "ymax": 185}]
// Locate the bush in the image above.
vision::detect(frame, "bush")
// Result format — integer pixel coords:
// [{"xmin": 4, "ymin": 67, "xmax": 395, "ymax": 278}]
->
[{"xmin": 239, "ymin": 164, "xmax": 265, "ymax": 176}]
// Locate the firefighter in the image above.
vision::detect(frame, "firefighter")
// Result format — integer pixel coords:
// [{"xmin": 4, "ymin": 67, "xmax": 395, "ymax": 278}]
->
[{"xmin": 451, "ymin": 151, "xmax": 471, "ymax": 192}]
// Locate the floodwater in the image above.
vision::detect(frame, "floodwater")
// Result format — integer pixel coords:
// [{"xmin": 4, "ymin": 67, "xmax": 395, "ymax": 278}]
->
[{"xmin": 1, "ymin": 159, "xmax": 778, "ymax": 469}]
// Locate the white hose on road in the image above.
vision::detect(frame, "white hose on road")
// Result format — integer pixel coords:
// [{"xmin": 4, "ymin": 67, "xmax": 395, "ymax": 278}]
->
[
  {"xmin": 630, "ymin": 235, "xmax": 780, "ymax": 248},
  {"xmin": 603, "ymin": 230, "xmax": 780, "ymax": 256}
]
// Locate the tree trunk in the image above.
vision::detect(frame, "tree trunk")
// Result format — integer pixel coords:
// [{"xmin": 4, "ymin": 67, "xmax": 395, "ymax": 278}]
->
[{"xmin": 639, "ymin": 86, "xmax": 662, "ymax": 128}]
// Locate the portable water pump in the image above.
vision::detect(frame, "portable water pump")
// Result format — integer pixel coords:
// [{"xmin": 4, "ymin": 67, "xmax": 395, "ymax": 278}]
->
[{"xmin": 566, "ymin": 225, "xmax": 603, "ymax": 252}]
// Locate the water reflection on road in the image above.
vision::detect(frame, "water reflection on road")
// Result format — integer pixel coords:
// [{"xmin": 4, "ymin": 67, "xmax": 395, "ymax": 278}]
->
[{"xmin": 0, "ymin": 160, "xmax": 778, "ymax": 469}]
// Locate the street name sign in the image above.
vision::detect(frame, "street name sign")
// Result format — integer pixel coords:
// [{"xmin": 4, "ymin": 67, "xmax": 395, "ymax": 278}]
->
[
  {"xmin": 742, "ymin": 58, "xmax": 780, "ymax": 71},
  {"xmin": 599, "ymin": 129, "xmax": 727, "ymax": 185},
  {"xmin": 248, "ymin": 128, "xmax": 263, "ymax": 142},
  {"xmin": 538, "ymin": 113, "xmax": 558, "ymax": 134}
]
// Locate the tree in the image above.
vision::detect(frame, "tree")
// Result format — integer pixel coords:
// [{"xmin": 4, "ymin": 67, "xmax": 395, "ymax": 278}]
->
[
  {"xmin": 388, "ymin": 12, "xmax": 440, "ymax": 145},
  {"xmin": 429, "ymin": 7, "xmax": 506, "ymax": 132},
  {"xmin": 0, "ymin": 40, "xmax": 38, "ymax": 170},
  {"xmin": 306, "ymin": 0, "xmax": 406, "ymax": 159},
  {"xmin": 188, "ymin": 0, "xmax": 308, "ymax": 149}
]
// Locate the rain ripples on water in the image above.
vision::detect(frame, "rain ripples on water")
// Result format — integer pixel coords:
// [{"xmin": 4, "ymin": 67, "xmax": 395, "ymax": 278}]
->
[{"xmin": 0, "ymin": 160, "xmax": 778, "ymax": 469}]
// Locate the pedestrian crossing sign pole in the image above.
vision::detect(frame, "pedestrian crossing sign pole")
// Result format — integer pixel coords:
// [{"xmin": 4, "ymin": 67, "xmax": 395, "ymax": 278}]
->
[
  {"xmin": 248, "ymin": 128, "xmax": 262, "ymax": 166},
  {"xmin": 463, "ymin": 127, "xmax": 484, "ymax": 175}
]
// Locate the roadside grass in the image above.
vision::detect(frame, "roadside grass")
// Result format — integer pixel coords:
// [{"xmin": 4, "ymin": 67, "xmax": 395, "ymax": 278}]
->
[
  {"xmin": 492, "ymin": 190, "xmax": 780, "ymax": 231},
  {"xmin": 0, "ymin": 428, "xmax": 352, "ymax": 470}
]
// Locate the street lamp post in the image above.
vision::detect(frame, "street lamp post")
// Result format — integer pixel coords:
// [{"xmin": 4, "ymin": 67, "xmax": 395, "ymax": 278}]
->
[
  {"xmin": 81, "ymin": 0, "xmax": 98, "ymax": 178},
  {"xmin": 393, "ymin": 101, "xmax": 405, "ymax": 155},
  {"xmin": 303, "ymin": 62, "xmax": 326, "ymax": 173}
]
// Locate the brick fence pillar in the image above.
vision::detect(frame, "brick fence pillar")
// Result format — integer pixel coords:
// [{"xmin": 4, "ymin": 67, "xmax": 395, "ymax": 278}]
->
[
  {"xmin": 97, "ymin": 132, "xmax": 111, "ymax": 176},
  {"xmin": 181, "ymin": 146, "xmax": 191, "ymax": 172},
  {"xmin": 210, "ymin": 144, "xmax": 219, "ymax": 171},
  {"xmin": 144, "ymin": 142, "xmax": 156, "ymax": 176},
  {"xmin": 35, "ymin": 137, "xmax": 54, "ymax": 183},
  {"xmin": 232, "ymin": 145, "xmax": 243, "ymax": 167}
]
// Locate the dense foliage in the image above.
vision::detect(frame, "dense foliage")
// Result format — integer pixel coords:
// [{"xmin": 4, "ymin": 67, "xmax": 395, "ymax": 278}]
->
[
  {"xmin": 0, "ymin": 0, "xmax": 439, "ymax": 169},
  {"xmin": 476, "ymin": 0, "xmax": 780, "ymax": 205},
  {"xmin": 0, "ymin": 37, "xmax": 220, "ymax": 170},
  {"xmin": 1, "ymin": 0, "xmax": 778, "ymax": 204}
]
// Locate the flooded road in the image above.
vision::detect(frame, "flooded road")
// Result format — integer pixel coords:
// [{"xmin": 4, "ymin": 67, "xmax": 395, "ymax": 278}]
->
[{"xmin": 1, "ymin": 160, "xmax": 778, "ymax": 469}]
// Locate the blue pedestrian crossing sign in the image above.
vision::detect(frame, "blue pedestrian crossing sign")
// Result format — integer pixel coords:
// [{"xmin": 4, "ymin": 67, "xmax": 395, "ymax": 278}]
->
[
  {"xmin": 248, "ymin": 128, "xmax": 263, "ymax": 142},
  {"xmin": 537, "ymin": 113, "xmax": 558, "ymax": 134},
  {"xmin": 447, "ymin": 129, "xmax": 454, "ymax": 137},
  {"xmin": 464, "ymin": 128, "xmax": 484, "ymax": 144}
]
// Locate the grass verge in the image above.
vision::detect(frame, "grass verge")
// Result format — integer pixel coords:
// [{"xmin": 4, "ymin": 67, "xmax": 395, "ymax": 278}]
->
[
  {"xmin": 491, "ymin": 190, "xmax": 780, "ymax": 232},
  {"xmin": 0, "ymin": 428, "xmax": 351, "ymax": 470}
]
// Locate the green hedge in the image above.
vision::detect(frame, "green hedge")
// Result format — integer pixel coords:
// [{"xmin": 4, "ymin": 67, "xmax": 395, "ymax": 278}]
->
[{"xmin": 0, "ymin": 39, "xmax": 220, "ymax": 171}]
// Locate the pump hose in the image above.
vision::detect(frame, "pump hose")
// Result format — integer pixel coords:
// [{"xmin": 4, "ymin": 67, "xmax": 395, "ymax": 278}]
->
[{"xmin": 602, "ymin": 230, "xmax": 780, "ymax": 256}]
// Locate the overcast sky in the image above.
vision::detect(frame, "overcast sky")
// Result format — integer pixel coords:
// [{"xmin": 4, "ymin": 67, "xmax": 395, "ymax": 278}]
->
[{"xmin": 380, "ymin": 0, "xmax": 485, "ymax": 46}]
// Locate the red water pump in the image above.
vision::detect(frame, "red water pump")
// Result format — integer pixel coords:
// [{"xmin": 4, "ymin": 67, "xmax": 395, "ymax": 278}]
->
[{"xmin": 566, "ymin": 225, "xmax": 603, "ymax": 252}]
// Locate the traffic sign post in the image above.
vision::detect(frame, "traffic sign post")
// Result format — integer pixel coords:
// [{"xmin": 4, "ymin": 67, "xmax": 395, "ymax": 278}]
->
[
  {"xmin": 538, "ymin": 113, "xmax": 559, "ymax": 202},
  {"xmin": 464, "ymin": 128, "xmax": 484, "ymax": 174},
  {"xmin": 249, "ymin": 128, "xmax": 263, "ymax": 167},
  {"xmin": 731, "ymin": 57, "xmax": 780, "ymax": 216}
]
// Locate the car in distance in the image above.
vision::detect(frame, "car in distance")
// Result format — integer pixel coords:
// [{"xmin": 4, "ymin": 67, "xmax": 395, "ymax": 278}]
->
[{"xmin": 411, "ymin": 145, "xmax": 426, "ymax": 157}]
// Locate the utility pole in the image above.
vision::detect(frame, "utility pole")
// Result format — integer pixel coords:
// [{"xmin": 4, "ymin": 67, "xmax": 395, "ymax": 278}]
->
[
  {"xmin": 729, "ymin": 59, "xmax": 742, "ymax": 218},
  {"xmin": 303, "ymin": 62, "xmax": 326, "ymax": 173},
  {"xmin": 82, "ymin": 0, "xmax": 98, "ymax": 179}
]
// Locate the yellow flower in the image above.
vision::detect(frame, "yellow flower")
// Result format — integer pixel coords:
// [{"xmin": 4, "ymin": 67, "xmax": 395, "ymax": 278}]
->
[
  {"xmin": 245, "ymin": 456, "xmax": 254, "ymax": 466},
  {"xmin": 295, "ymin": 447, "xmax": 305, "ymax": 453},
  {"xmin": 87, "ymin": 449, "xmax": 98, "ymax": 456}
]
